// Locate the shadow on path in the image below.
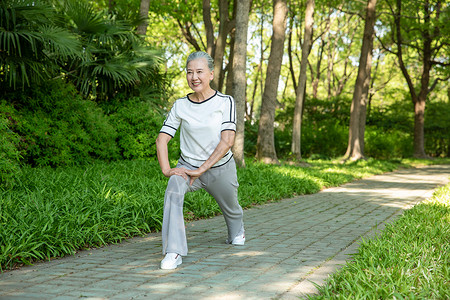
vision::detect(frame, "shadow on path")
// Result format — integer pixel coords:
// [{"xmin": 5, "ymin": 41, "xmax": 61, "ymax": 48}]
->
[{"xmin": 1, "ymin": 165, "xmax": 449, "ymax": 300}]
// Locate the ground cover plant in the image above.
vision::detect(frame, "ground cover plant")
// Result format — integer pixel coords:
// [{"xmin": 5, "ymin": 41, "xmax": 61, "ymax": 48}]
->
[
  {"xmin": 309, "ymin": 180, "xmax": 450, "ymax": 299},
  {"xmin": 1, "ymin": 158, "xmax": 433, "ymax": 271}
]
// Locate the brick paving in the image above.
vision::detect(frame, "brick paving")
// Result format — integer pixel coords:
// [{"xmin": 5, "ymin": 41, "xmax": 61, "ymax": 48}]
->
[{"xmin": 1, "ymin": 164, "xmax": 449, "ymax": 300}]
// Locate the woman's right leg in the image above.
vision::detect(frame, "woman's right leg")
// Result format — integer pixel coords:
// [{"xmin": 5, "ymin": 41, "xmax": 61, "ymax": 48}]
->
[
  {"xmin": 162, "ymin": 163, "xmax": 202, "ymax": 256},
  {"xmin": 162, "ymin": 174, "xmax": 190, "ymax": 256}
]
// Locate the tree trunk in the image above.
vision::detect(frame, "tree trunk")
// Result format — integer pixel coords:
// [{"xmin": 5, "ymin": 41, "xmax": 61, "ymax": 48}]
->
[
  {"xmin": 247, "ymin": 62, "xmax": 262, "ymax": 121},
  {"xmin": 312, "ymin": 39, "xmax": 325, "ymax": 98},
  {"xmin": 287, "ymin": 10, "xmax": 297, "ymax": 92},
  {"xmin": 231, "ymin": 0, "xmax": 251, "ymax": 168},
  {"xmin": 291, "ymin": 0, "xmax": 314, "ymax": 161},
  {"xmin": 225, "ymin": 32, "xmax": 235, "ymax": 96},
  {"xmin": 333, "ymin": 17, "xmax": 358, "ymax": 98},
  {"xmin": 137, "ymin": 0, "xmax": 150, "ymax": 35},
  {"xmin": 256, "ymin": 0, "xmax": 288, "ymax": 164},
  {"xmin": 344, "ymin": 0, "xmax": 377, "ymax": 161},
  {"xmin": 203, "ymin": 0, "xmax": 215, "ymax": 56},
  {"xmin": 412, "ymin": 1, "xmax": 432, "ymax": 159},
  {"xmin": 212, "ymin": 0, "xmax": 232, "ymax": 91},
  {"xmin": 392, "ymin": 0, "xmax": 436, "ymax": 158}
]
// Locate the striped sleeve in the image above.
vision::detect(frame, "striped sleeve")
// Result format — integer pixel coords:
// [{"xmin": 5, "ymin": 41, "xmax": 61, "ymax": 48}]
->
[
  {"xmin": 221, "ymin": 96, "xmax": 236, "ymax": 132},
  {"xmin": 160, "ymin": 101, "xmax": 180, "ymax": 137}
]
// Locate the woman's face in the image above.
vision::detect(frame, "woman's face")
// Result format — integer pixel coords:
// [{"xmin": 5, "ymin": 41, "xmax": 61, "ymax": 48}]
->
[{"xmin": 186, "ymin": 58, "xmax": 214, "ymax": 94}]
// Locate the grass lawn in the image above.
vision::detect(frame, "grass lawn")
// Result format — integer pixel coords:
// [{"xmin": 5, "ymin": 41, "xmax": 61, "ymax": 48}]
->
[{"xmin": 1, "ymin": 158, "xmax": 448, "ymax": 272}]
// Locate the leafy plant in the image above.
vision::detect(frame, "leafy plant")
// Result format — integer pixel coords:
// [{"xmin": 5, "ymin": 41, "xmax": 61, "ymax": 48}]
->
[
  {"xmin": 104, "ymin": 96, "xmax": 180, "ymax": 160},
  {"xmin": 8, "ymin": 81, "xmax": 120, "ymax": 166},
  {"xmin": 425, "ymin": 101, "xmax": 450, "ymax": 157},
  {"xmin": 56, "ymin": 0, "xmax": 166, "ymax": 100},
  {"xmin": 0, "ymin": 0, "xmax": 81, "ymax": 92},
  {"xmin": 0, "ymin": 104, "xmax": 21, "ymax": 186},
  {"xmin": 365, "ymin": 126, "xmax": 413, "ymax": 159}
]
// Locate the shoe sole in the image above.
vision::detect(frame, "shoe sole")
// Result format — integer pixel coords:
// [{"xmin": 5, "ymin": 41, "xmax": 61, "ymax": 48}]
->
[{"xmin": 232, "ymin": 241, "xmax": 245, "ymax": 246}]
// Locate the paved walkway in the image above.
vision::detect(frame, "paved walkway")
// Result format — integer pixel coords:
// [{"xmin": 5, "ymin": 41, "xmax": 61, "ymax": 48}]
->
[{"xmin": 1, "ymin": 164, "xmax": 449, "ymax": 300}]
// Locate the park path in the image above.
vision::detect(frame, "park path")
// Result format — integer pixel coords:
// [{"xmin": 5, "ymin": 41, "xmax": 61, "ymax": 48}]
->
[{"xmin": 1, "ymin": 164, "xmax": 449, "ymax": 300}]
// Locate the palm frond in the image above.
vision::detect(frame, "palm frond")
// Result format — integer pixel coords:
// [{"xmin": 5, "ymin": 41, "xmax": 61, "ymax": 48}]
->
[{"xmin": 39, "ymin": 25, "xmax": 82, "ymax": 59}]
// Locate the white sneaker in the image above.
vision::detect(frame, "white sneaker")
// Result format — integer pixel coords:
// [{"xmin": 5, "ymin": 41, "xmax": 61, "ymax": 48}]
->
[
  {"xmin": 160, "ymin": 253, "xmax": 182, "ymax": 270},
  {"xmin": 226, "ymin": 233, "xmax": 245, "ymax": 245}
]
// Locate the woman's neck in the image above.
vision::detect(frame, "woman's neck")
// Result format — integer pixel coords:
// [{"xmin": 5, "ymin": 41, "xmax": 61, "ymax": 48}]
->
[{"xmin": 191, "ymin": 88, "xmax": 215, "ymax": 102}]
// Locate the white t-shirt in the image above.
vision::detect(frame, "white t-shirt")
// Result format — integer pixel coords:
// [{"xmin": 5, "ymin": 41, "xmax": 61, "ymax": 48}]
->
[{"xmin": 160, "ymin": 91, "xmax": 236, "ymax": 168}]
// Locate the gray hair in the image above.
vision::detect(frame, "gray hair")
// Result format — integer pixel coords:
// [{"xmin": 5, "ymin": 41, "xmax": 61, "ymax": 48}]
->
[{"xmin": 186, "ymin": 51, "xmax": 214, "ymax": 71}]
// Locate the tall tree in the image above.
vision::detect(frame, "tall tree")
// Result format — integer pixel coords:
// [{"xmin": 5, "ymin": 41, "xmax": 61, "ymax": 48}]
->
[
  {"xmin": 210, "ymin": 0, "xmax": 235, "ymax": 91},
  {"xmin": 381, "ymin": 0, "xmax": 448, "ymax": 158},
  {"xmin": 137, "ymin": 0, "xmax": 150, "ymax": 35},
  {"xmin": 291, "ymin": 0, "xmax": 315, "ymax": 161},
  {"xmin": 203, "ymin": 0, "xmax": 215, "ymax": 55},
  {"xmin": 256, "ymin": 0, "xmax": 288, "ymax": 164},
  {"xmin": 344, "ymin": 0, "xmax": 377, "ymax": 161},
  {"xmin": 231, "ymin": 0, "xmax": 251, "ymax": 168}
]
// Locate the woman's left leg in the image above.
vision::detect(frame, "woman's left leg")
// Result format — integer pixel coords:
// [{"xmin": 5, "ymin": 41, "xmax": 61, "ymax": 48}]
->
[{"xmin": 203, "ymin": 158, "xmax": 245, "ymax": 243}]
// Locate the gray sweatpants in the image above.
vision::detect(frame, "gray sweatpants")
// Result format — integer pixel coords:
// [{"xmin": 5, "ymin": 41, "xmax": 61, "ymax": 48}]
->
[{"xmin": 162, "ymin": 157, "xmax": 244, "ymax": 256}]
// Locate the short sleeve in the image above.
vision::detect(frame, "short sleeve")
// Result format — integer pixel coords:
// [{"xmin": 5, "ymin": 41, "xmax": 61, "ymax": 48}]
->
[
  {"xmin": 221, "ymin": 96, "xmax": 236, "ymax": 132},
  {"xmin": 160, "ymin": 102, "xmax": 180, "ymax": 137}
]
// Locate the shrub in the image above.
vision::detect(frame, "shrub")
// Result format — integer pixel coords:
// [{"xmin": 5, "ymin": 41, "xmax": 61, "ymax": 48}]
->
[
  {"xmin": 365, "ymin": 127, "xmax": 413, "ymax": 159},
  {"xmin": 106, "ymin": 97, "xmax": 180, "ymax": 160},
  {"xmin": 425, "ymin": 101, "xmax": 450, "ymax": 157},
  {"xmin": 7, "ymin": 81, "xmax": 120, "ymax": 166},
  {"xmin": 301, "ymin": 120, "xmax": 348, "ymax": 159},
  {"xmin": 0, "ymin": 103, "xmax": 21, "ymax": 186}
]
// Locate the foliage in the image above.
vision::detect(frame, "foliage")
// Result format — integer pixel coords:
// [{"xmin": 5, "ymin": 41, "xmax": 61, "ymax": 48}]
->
[
  {"xmin": 0, "ymin": 158, "xmax": 406, "ymax": 271},
  {"xmin": 0, "ymin": 0, "xmax": 167, "ymax": 102},
  {"xmin": 310, "ymin": 182, "xmax": 450, "ymax": 299},
  {"xmin": 365, "ymin": 127, "xmax": 413, "ymax": 159},
  {"xmin": 0, "ymin": 103, "xmax": 21, "ymax": 186},
  {"xmin": 272, "ymin": 97, "xmax": 350, "ymax": 159},
  {"xmin": 301, "ymin": 121, "xmax": 348, "ymax": 159},
  {"xmin": 104, "ymin": 96, "xmax": 180, "ymax": 160},
  {"xmin": 56, "ymin": 0, "xmax": 166, "ymax": 100},
  {"xmin": 0, "ymin": 160, "xmax": 166, "ymax": 270},
  {"xmin": 0, "ymin": 0, "xmax": 81, "ymax": 92},
  {"xmin": 425, "ymin": 101, "xmax": 450, "ymax": 157},
  {"xmin": 2, "ymin": 81, "xmax": 120, "ymax": 167},
  {"xmin": 367, "ymin": 98, "xmax": 414, "ymax": 133}
]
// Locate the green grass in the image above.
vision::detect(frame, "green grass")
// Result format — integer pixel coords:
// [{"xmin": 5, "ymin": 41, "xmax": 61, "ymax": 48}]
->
[
  {"xmin": 0, "ymin": 158, "xmax": 448, "ymax": 271},
  {"xmin": 309, "ymin": 181, "xmax": 450, "ymax": 300}
]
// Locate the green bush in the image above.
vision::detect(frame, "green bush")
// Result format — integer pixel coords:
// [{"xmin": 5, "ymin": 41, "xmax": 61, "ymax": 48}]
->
[
  {"xmin": 270, "ymin": 96, "xmax": 350, "ymax": 159},
  {"xmin": 365, "ymin": 127, "xmax": 413, "ymax": 159},
  {"xmin": 301, "ymin": 120, "xmax": 348, "ymax": 159},
  {"xmin": 425, "ymin": 101, "xmax": 450, "ymax": 157},
  {"xmin": 0, "ymin": 103, "xmax": 21, "ymax": 186},
  {"xmin": 106, "ymin": 97, "xmax": 180, "ymax": 160},
  {"xmin": 7, "ymin": 81, "xmax": 120, "ymax": 166}
]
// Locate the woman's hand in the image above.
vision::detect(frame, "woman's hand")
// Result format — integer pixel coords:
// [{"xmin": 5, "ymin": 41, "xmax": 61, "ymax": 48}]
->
[
  {"xmin": 163, "ymin": 167, "xmax": 189, "ymax": 180},
  {"xmin": 185, "ymin": 167, "xmax": 206, "ymax": 186}
]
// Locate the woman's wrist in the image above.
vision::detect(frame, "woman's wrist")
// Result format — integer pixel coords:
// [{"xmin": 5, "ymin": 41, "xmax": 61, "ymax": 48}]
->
[{"xmin": 162, "ymin": 168, "xmax": 171, "ymax": 177}]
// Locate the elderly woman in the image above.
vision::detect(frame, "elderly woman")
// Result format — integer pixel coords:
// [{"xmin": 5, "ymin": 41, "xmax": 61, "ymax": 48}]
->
[{"xmin": 155, "ymin": 51, "xmax": 245, "ymax": 270}]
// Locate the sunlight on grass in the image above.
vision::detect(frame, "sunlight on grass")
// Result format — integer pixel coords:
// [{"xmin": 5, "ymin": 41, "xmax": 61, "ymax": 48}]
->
[
  {"xmin": 309, "ymin": 181, "xmax": 450, "ymax": 299},
  {"xmin": 1, "ymin": 158, "xmax": 448, "ymax": 271}
]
